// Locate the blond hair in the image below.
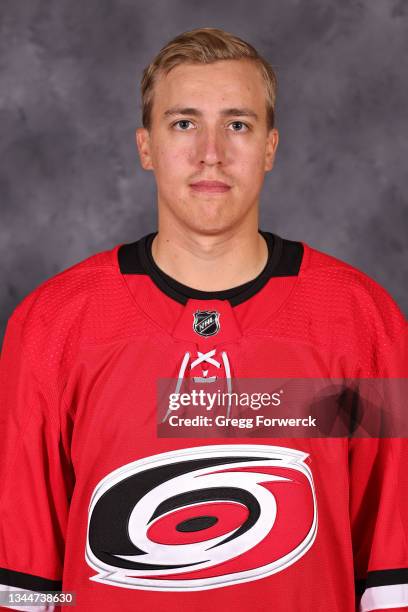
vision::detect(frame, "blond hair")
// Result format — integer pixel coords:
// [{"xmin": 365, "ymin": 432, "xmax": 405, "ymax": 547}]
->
[{"xmin": 140, "ymin": 27, "xmax": 278, "ymax": 131}]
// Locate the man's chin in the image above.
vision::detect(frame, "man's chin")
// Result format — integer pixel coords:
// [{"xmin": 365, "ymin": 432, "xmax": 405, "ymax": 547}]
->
[
  {"xmin": 181, "ymin": 216, "xmax": 240, "ymax": 237},
  {"xmin": 158, "ymin": 195, "xmax": 246, "ymax": 236}
]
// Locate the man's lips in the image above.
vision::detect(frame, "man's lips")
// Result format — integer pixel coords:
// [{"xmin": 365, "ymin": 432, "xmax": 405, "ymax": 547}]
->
[{"xmin": 190, "ymin": 180, "xmax": 231, "ymax": 193}]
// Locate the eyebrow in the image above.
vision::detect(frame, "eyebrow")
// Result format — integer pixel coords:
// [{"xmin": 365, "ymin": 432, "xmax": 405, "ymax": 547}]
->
[{"xmin": 163, "ymin": 107, "xmax": 259, "ymax": 121}]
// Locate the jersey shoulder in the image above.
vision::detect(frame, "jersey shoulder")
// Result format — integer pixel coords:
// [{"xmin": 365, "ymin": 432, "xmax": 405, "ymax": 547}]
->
[
  {"xmin": 11, "ymin": 243, "xmax": 120, "ymax": 328},
  {"xmin": 298, "ymin": 242, "xmax": 407, "ymax": 373},
  {"xmin": 5, "ymin": 243, "xmax": 152, "ymax": 382},
  {"xmin": 301, "ymin": 241, "xmax": 406, "ymax": 327},
  {"xmin": 260, "ymin": 240, "xmax": 406, "ymax": 377}
]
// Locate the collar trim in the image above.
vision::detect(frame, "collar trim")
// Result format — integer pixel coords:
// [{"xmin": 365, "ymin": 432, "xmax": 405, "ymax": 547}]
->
[{"xmin": 118, "ymin": 230, "xmax": 303, "ymax": 306}]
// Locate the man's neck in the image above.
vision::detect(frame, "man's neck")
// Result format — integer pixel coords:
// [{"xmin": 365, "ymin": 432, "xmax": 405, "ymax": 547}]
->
[{"xmin": 151, "ymin": 223, "xmax": 268, "ymax": 292}]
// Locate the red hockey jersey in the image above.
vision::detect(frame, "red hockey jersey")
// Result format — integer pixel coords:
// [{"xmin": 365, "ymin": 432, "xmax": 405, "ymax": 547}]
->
[{"xmin": 0, "ymin": 230, "xmax": 407, "ymax": 611}]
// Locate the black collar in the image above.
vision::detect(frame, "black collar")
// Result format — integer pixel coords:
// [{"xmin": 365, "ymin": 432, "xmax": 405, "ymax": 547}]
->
[{"xmin": 118, "ymin": 230, "xmax": 303, "ymax": 306}]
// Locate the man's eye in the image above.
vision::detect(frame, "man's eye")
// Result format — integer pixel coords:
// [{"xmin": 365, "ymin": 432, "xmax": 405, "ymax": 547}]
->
[
  {"xmin": 173, "ymin": 120, "xmax": 194, "ymax": 130},
  {"xmin": 229, "ymin": 121, "xmax": 249, "ymax": 132}
]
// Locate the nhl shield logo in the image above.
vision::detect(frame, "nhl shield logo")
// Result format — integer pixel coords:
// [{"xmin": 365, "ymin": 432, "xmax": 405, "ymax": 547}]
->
[{"xmin": 193, "ymin": 310, "xmax": 220, "ymax": 337}]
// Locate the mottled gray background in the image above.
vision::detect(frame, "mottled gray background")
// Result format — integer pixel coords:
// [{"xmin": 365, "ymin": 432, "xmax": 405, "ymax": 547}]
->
[{"xmin": 1, "ymin": 0, "xmax": 407, "ymax": 343}]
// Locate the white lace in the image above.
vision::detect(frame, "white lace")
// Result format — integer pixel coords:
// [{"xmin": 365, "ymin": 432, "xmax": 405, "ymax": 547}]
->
[{"xmin": 162, "ymin": 349, "xmax": 232, "ymax": 422}]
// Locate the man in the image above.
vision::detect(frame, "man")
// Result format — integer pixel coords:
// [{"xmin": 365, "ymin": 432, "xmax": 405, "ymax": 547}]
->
[{"xmin": 0, "ymin": 27, "xmax": 407, "ymax": 612}]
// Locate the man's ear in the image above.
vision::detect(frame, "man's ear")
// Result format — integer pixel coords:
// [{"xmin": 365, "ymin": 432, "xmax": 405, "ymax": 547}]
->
[
  {"xmin": 264, "ymin": 128, "xmax": 279, "ymax": 172},
  {"xmin": 135, "ymin": 127, "xmax": 154, "ymax": 170}
]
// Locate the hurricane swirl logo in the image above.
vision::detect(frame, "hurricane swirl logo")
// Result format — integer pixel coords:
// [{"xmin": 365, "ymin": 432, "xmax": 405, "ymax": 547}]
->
[{"xmin": 85, "ymin": 444, "xmax": 317, "ymax": 591}]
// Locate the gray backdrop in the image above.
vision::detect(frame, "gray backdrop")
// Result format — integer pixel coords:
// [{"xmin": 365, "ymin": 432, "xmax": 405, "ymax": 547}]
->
[{"xmin": 1, "ymin": 0, "xmax": 407, "ymax": 343}]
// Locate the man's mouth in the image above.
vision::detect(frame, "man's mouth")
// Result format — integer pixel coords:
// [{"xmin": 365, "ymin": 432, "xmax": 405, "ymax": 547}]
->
[{"xmin": 190, "ymin": 180, "xmax": 232, "ymax": 193}]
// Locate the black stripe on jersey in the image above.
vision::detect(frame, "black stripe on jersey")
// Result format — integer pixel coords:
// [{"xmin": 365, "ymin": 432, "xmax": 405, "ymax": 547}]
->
[
  {"xmin": 118, "ymin": 230, "xmax": 303, "ymax": 306},
  {"xmin": 0, "ymin": 567, "xmax": 62, "ymax": 592},
  {"xmin": 355, "ymin": 568, "xmax": 408, "ymax": 598}
]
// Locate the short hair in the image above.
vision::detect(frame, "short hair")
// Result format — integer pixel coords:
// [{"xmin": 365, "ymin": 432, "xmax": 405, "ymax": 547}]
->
[{"xmin": 140, "ymin": 27, "xmax": 278, "ymax": 132}]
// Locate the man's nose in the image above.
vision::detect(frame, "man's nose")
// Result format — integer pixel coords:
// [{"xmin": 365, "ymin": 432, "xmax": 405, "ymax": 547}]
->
[{"xmin": 196, "ymin": 127, "xmax": 226, "ymax": 166}]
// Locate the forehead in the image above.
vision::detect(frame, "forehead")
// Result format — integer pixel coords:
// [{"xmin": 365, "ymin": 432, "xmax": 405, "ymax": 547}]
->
[{"xmin": 152, "ymin": 59, "xmax": 266, "ymax": 113}]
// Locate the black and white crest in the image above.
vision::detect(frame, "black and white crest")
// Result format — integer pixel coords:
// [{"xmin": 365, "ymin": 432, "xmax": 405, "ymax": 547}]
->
[{"xmin": 193, "ymin": 310, "xmax": 220, "ymax": 337}]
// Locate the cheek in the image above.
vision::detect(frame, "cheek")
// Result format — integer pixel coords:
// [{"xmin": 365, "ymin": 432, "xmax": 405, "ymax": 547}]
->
[
  {"xmin": 155, "ymin": 144, "xmax": 192, "ymax": 171},
  {"xmin": 235, "ymin": 147, "xmax": 266, "ymax": 179}
]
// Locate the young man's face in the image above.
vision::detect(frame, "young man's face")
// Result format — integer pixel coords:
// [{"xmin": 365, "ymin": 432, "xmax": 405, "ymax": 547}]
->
[{"xmin": 136, "ymin": 59, "xmax": 279, "ymax": 235}]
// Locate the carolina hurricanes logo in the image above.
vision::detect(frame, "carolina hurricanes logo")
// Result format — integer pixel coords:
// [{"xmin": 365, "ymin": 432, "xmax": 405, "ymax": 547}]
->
[{"xmin": 85, "ymin": 444, "xmax": 317, "ymax": 591}]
